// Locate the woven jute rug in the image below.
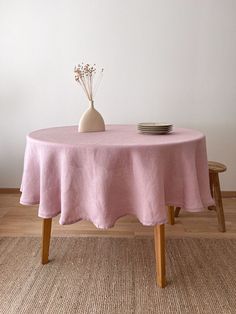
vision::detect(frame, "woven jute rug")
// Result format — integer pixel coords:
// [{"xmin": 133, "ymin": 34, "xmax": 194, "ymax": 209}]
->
[{"xmin": 0, "ymin": 237, "xmax": 235, "ymax": 314}]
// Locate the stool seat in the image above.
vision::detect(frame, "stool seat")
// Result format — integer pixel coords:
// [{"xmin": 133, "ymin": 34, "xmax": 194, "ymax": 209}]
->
[{"xmin": 208, "ymin": 161, "xmax": 227, "ymax": 173}]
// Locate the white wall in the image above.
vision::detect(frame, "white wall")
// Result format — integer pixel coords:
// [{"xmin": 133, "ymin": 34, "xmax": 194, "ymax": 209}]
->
[{"xmin": 0, "ymin": 0, "xmax": 236, "ymax": 189}]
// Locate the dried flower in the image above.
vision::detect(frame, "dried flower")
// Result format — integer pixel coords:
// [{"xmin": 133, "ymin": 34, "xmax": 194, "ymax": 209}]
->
[{"xmin": 74, "ymin": 63, "xmax": 104, "ymax": 101}]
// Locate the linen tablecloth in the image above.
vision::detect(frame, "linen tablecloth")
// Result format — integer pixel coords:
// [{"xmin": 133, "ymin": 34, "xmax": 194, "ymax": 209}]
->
[{"xmin": 20, "ymin": 125, "xmax": 214, "ymax": 228}]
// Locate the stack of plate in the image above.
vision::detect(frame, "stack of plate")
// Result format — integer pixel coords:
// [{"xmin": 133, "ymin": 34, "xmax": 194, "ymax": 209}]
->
[{"xmin": 138, "ymin": 123, "xmax": 173, "ymax": 134}]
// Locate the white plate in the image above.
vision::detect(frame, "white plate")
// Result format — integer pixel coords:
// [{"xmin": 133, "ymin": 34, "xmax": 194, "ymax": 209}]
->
[
  {"xmin": 139, "ymin": 130, "xmax": 172, "ymax": 134},
  {"xmin": 138, "ymin": 126, "xmax": 172, "ymax": 130},
  {"xmin": 138, "ymin": 127, "xmax": 173, "ymax": 131},
  {"xmin": 138, "ymin": 122, "xmax": 173, "ymax": 127}
]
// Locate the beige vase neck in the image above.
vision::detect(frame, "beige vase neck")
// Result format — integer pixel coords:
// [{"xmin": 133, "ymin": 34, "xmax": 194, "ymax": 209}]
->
[{"xmin": 89, "ymin": 100, "xmax": 94, "ymax": 109}]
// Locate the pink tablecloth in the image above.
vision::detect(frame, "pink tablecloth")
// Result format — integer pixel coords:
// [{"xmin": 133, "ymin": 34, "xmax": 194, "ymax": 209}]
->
[{"xmin": 20, "ymin": 125, "xmax": 214, "ymax": 228}]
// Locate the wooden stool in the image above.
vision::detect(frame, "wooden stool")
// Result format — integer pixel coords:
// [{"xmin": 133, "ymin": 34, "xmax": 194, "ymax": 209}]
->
[{"xmin": 174, "ymin": 161, "xmax": 227, "ymax": 232}]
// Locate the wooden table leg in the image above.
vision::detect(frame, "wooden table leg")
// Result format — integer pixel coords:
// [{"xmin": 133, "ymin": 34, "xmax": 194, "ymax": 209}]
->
[
  {"xmin": 154, "ymin": 224, "xmax": 166, "ymax": 288},
  {"xmin": 42, "ymin": 218, "xmax": 52, "ymax": 264},
  {"xmin": 167, "ymin": 206, "xmax": 175, "ymax": 225}
]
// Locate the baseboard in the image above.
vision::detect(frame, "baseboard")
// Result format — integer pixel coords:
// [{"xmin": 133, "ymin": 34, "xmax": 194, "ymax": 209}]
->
[
  {"xmin": 221, "ymin": 191, "xmax": 236, "ymax": 198},
  {"xmin": 0, "ymin": 188, "xmax": 20, "ymax": 194},
  {"xmin": 0, "ymin": 188, "xmax": 235, "ymax": 198}
]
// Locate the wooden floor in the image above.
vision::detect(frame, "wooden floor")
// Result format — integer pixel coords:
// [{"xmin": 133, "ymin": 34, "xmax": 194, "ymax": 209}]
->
[{"xmin": 0, "ymin": 193, "xmax": 236, "ymax": 238}]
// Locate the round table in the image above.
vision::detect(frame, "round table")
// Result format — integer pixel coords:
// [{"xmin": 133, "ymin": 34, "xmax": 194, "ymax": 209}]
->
[
  {"xmin": 20, "ymin": 124, "xmax": 213, "ymax": 227},
  {"xmin": 20, "ymin": 125, "xmax": 214, "ymax": 287}
]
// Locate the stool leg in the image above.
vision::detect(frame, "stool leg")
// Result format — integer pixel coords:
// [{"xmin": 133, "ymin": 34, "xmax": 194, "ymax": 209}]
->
[
  {"xmin": 209, "ymin": 172, "xmax": 214, "ymax": 197},
  {"xmin": 42, "ymin": 218, "xmax": 52, "ymax": 264},
  {"xmin": 175, "ymin": 207, "xmax": 181, "ymax": 217},
  {"xmin": 208, "ymin": 173, "xmax": 216, "ymax": 211},
  {"xmin": 212, "ymin": 173, "xmax": 226, "ymax": 232},
  {"xmin": 154, "ymin": 224, "xmax": 166, "ymax": 288},
  {"xmin": 168, "ymin": 206, "xmax": 175, "ymax": 225}
]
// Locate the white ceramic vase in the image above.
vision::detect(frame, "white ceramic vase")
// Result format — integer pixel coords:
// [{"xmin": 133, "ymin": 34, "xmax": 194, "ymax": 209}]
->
[{"xmin": 78, "ymin": 100, "xmax": 105, "ymax": 133}]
